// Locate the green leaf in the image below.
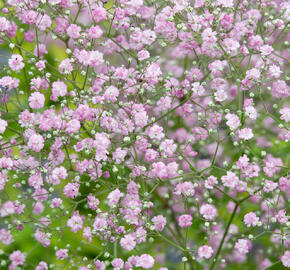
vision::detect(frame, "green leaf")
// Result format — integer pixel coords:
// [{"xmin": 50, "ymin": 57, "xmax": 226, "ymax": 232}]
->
[{"xmin": 265, "ymin": 261, "xmax": 287, "ymax": 270}]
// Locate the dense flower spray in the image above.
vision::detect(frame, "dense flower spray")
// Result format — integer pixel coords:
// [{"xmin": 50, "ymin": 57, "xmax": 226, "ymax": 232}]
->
[{"xmin": 0, "ymin": 0, "xmax": 289, "ymax": 269}]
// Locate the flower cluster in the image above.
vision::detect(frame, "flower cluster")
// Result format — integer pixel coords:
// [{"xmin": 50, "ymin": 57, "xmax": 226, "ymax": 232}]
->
[{"xmin": 0, "ymin": 0, "xmax": 289, "ymax": 269}]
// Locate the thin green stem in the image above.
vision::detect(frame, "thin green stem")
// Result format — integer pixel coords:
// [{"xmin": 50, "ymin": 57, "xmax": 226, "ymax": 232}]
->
[{"xmin": 209, "ymin": 203, "xmax": 239, "ymax": 270}]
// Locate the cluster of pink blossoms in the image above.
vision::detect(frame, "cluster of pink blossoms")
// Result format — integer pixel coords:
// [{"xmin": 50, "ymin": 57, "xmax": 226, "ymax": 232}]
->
[{"xmin": 0, "ymin": 0, "xmax": 289, "ymax": 269}]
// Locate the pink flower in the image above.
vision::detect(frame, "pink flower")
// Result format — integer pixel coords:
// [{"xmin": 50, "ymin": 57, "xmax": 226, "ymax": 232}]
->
[
  {"xmin": 63, "ymin": 182, "xmax": 79, "ymax": 198},
  {"xmin": 192, "ymin": 82, "xmax": 205, "ymax": 96},
  {"xmin": 88, "ymin": 50, "xmax": 104, "ymax": 67},
  {"xmin": 51, "ymin": 81, "xmax": 67, "ymax": 101},
  {"xmin": 34, "ymin": 229, "xmax": 51, "ymax": 247},
  {"xmin": 112, "ymin": 258, "xmax": 124, "ymax": 270},
  {"xmin": 0, "ymin": 76, "xmax": 20, "ymax": 90},
  {"xmin": 49, "ymin": 166, "xmax": 67, "ymax": 185},
  {"xmin": 9, "ymin": 250, "xmax": 25, "ymax": 269},
  {"xmin": 280, "ymin": 107, "xmax": 290, "ymax": 122},
  {"xmin": 35, "ymin": 261, "xmax": 48, "ymax": 270},
  {"xmin": 152, "ymin": 215, "xmax": 167, "ymax": 231},
  {"xmin": 245, "ymin": 68, "xmax": 261, "ymax": 81},
  {"xmin": 223, "ymin": 38, "xmax": 240, "ymax": 56},
  {"xmin": 0, "ymin": 17, "xmax": 10, "ymax": 31},
  {"xmin": 243, "ymin": 212, "xmax": 259, "ymax": 227},
  {"xmin": 216, "ymin": 0, "xmax": 233, "ymax": 8},
  {"xmin": 269, "ymin": 65, "xmax": 282, "ymax": 78},
  {"xmin": 50, "ymin": 198, "xmax": 62, "ymax": 208},
  {"xmin": 29, "ymin": 92, "xmax": 45, "ymax": 109},
  {"xmin": 8, "ymin": 54, "xmax": 24, "ymax": 71},
  {"xmin": 34, "ymin": 44, "xmax": 48, "ymax": 58},
  {"xmin": 66, "ymin": 119, "xmax": 81, "ymax": 134},
  {"xmin": 160, "ymin": 139, "xmax": 177, "ymax": 156},
  {"xmin": 120, "ymin": 234, "xmax": 136, "ymax": 251},
  {"xmin": 67, "ymin": 211, "xmax": 83, "ymax": 233},
  {"xmin": 272, "ymin": 80, "xmax": 289, "ymax": 98},
  {"xmin": 37, "ymin": 14, "xmax": 52, "ymax": 31},
  {"xmin": 238, "ymin": 128, "xmax": 254, "ymax": 140},
  {"xmin": 0, "ymin": 229, "xmax": 13, "ymax": 245},
  {"xmin": 36, "ymin": 60, "xmax": 46, "ymax": 71},
  {"xmin": 263, "ymin": 180, "xmax": 277, "ymax": 193},
  {"xmin": 276, "ymin": 210, "xmax": 288, "ymax": 224},
  {"xmin": 28, "ymin": 134, "xmax": 44, "ymax": 152},
  {"xmin": 142, "ymin": 30, "xmax": 156, "ymax": 45},
  {"xmin": 136, "ymin": 254, "xmax": 155, "ymax": 269},
  {"xmin": 192, "ymin": 127, "xmax": 208, "ymax": 141},
  {"xmin": 281, "ymin": 251, "xmax": 290, "ymax": 267},
  {"xmin": 104, "ymin": 86, "xmax": 119, "ymax": 103},
  {"xmin": 138, "ymin": 50, "xmax": 150, "ymax": 61},
  {"xmin": 92, "ymin": 6, "xmax": 107, "ymax": 23},
  {"xmin": 145, "ymin": 63, "xmax": 162, "ymax": 84},
  {"xmin": 95, "ymin": 260, "xmax": 106, "ymax": 270},
  {"xmin": 59, "ymin": 58, "xmax": 73, "ymax": 74},
  {"xmin": 107, "ymin": 189, "xmax": 124, "ymax": 206},
  {"xmin": 113, "ymin": 147, "xmax": 127, "ymax": 164},
  {"xmin": 87, "ymin": 195, "xmax": 100, "ymax": 210},
  {"xmin": 147, "ymin": 124, "xmax": 165, "ymax": 141},
  {"xmin": 221, "ymin": 171, "xmax": 239, "ymax": 188},
  {"xmin": 0, "ymin": 2, "xmax": 289, "ymax": 268},
  {"xmin": 88, "ymin": 25, "xmax": 103, "ymax": 39},
  {"xmin": 178, "ymin": 214, "xmax": 192, "ymax": 228},
  {"xmin": 225, "ymin": 113, "xmax": 240, "ymax": 130},
  {"xmin": 234, "ymin": 239, "xmax": 251, "ymax": 254},
  {"xmin": 174, "ymin": 182, "xmax": 195, "ymax": 197},
  {"xmin": 22, "ymin": 10, "xmax": 38, "ymax": 24},
  {"xmin": 24, "ymin": 30, "xmax": 34, "ymax": 42},
  {"xmin": 260, "ymin": 45, "xmax": 273, "ymax": 56},
  {"xmin": 205, "ymin": 176, "xmax": 218, "ymax": 189},
  {"xmin": 198, "ymin": 245, "xmax": 214, "ymax": 259},
  {"xmin": 56, "ymin": 249, "xmax": 68, "ymax": 260},
  {"xmin": 93, "ymin": 215, "xmax": 108, "ymax": 232},
  {"xmin": 200, "ymin": 204, "xmax": 217, "ymax": 221},
  {"xmin": 83, "ymin": 227, "xmax": 92, "ymax": 242},
  {"xmin": 279, "ymin": 177, "xmax": 290, "ymax": 191},
  {"xmin": 0, "ymin": 119, "xmax": 8, "ymax": 133},
  {"xmin": 67, "ymin": 24, "xmax": 81, "ymax": 39}
]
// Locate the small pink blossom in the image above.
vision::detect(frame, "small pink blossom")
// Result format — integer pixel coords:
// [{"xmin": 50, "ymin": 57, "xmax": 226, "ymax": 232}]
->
[
  {"xmin": 178, "ymin": 214, "xmax": 192, "ymax": 228},
  {"xmin": 276, "ymin": 210, "xmax": 288, "ymax": 224},
  {"xmin": 138, "ymin": 50, "xmax": 150, "ymax": 61},
  {"xmin": 56, "ymin": 249, "xmax": 68, "ymax": 260},
  {"xmin": 200, "ymin": 204, "xmax": 218, "ymax": 221},
  {"xmin": 152, "ymin": 215, "xmax": 167, "ymax": 231},
  {"xmin": 67, "ymin": 211, "xmax": 83, "ymax": 233},
  {"xmin": 205, "ymin": 175, "xmax": 218, "ymax": 189},
  {"xmin": 281, "ymin": 251, "xmax": 290, "ymax": 267},
  {"xmin": 112, "ymin": 258, "xmax": 124, "ymax": 270},
  {"xmin": 198, "ymin": 245, "xmax": 214, "ymax": 259},
  {"xmin": 29, "ymin": 92, "xmax": 45, "ymax": 109},
  {"xmin": 8, "ymin": 54, "xmax": 24, "ymax": 71},
  {"xmin": 9, "ymin": 250, "xmax": 25, "ymax": 269},
  {"xmin": 0, "ymin": 119, "xmax": 8, "ymax": 133},
  {"xmin": 107, "ymin": 189, "xmax": 124, "ymax": 206},
  {"xmin": 67, "ymin": 24, "xmax": 81, "ymax": 39},
  {"xmin": 28, "ymin": 134, "xmax": 44, "ymax": 152},
  {"xmin": 120, "ymin": 234, "xmax": 136, "ymax": 251},
  {"xmin": 243, "ymin": 212, "xmax": 259, "ymax": 227},
  {"xmin": 92, "ymin": 6, "xmax": 107, "ymax": 23},
  {"xmin": 136, "ymin": 254, "xmax": 155, "ymax": 269},
  {"xmin": 235, "ymin": 239, "xmax": 251, "ymax": 255},
  {"xmin": 221, "ymin": 171, "xmax": 239, "ymax": 188},
  {"xmin": 95, "ymin": 260, "xmax": 106, "ymax": 270},
  {"xmin": 51, "ymin": 81, "xmax": 67, "ymax": 101},
  {"xmin": 238, "ymin": 128, "xmax": 254, "ymax": 140}
]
